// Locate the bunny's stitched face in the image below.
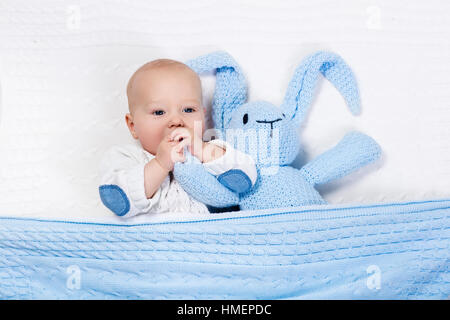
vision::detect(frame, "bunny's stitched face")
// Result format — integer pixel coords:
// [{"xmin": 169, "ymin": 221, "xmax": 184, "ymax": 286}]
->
[{"xmin": 224, "ymin": 101, "xmax": 300, "ymax": 167}]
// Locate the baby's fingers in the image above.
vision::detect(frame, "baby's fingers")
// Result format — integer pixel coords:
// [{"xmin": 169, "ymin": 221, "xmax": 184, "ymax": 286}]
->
[
  {"xmin": 169, "ymin": 128, "xmax": 191, "ymax": 142},
  {"xmin": 172, "ymin": 133, "xmax": 187, "ymax": 143},
  {"xmin": 171, "ymin": 151, "xmax": 186, "ymax": 163},
  {"xmin": 173, "ymin": 138, "xmax": 191, "ymax": 155},
  {"xmin": 169, "ymin": 146, "xmax": 186, "ymax": 164},
  {"xmin": 176, "ymin": 142, "xmax": 191, "ymax": 163}
]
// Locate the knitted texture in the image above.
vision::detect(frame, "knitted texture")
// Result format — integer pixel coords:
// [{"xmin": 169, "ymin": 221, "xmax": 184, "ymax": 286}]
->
[
  {"xmin": 174, "ymin": 152, "xmax": 240, "ymax": 208},
  {"xmin": 175, "ymin": 51, "xmax": 381, "ymax": 210},
  {"xmin": 0, "ymin": 199, "xmax": 448, "ymax": 299}
]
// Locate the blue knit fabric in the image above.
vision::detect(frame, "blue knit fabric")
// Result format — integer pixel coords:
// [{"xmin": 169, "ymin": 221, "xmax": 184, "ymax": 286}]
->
[
  {"xmin": 174, "ymin": 51, "xmax": 381, "ymax": 210},
  {"xmin": 1, "ymin": 199, "xmax": 448, "ymax": 299},
  {"xmin": 174, "ymin": 152, "xmax": 240, "ymax": 208}
]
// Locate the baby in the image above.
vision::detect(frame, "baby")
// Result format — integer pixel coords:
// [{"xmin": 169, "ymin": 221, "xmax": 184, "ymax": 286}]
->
[{"xmin": 98, "ymin": 58, "xmax": 257, "ymax": 217}]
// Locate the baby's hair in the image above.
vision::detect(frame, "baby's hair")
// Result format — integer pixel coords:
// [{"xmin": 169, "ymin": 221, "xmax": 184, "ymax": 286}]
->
[{"xmin": 126, "ymin": 58, "xmax": 199, "ymax": 113}]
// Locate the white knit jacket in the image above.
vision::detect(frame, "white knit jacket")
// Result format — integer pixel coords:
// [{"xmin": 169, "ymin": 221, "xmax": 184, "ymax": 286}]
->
[{"xmin": 98, "ymin": 139, "xmax": 257, "ymax": 217}]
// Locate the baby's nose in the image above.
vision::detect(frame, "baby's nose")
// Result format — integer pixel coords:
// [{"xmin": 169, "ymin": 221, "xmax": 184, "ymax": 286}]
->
[{"xmin": 168, "ymin": 115, "xmax": 184, "ymax": 127}]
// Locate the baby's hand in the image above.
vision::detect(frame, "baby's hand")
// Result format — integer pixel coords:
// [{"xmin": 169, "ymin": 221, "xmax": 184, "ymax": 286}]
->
[
  {"xmin": 155, "ymin": 134, "xmax": 191, "ymax": 172},
  {"xmin": 169, "ymin": 127, "xmax": 205, "ymax": 162}
]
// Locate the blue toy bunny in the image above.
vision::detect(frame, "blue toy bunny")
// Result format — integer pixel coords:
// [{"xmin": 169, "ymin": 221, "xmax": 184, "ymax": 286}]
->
[{"xmin": 173, "ymin": 51, "xmax": 381, "ymax": 210}]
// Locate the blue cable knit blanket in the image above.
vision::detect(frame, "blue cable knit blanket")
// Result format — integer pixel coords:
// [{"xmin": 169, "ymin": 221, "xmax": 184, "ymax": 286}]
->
[{"xmin": 1, "ymin": 199, "xmax": 449, "ymax": 299}]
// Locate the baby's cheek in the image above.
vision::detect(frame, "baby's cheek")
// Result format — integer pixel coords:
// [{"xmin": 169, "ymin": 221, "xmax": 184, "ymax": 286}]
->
[{"xmin": 142, "ymin": 128, "xmax": 164, "ymax": 154}]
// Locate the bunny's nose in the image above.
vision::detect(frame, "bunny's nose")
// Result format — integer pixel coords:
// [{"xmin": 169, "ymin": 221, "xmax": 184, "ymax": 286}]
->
[
  {"xmin": 256, "ymin": 118, "xmax": 282, "ymax": 125},
  {"xmin": 256, "ymin": 118, "xmax": 282, "ymax": 130},
  {"xmin": 256, "ymin": 118, "xmax": 282, "ymax": 137}
]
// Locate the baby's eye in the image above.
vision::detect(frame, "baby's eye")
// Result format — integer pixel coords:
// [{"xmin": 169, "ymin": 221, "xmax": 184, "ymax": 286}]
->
[
  {"xmin": 183, "ymin": 107, "xmax": 196, "ymax": 113},
  {"xmin": 152, "ymin": 110, "xmax": 165, "ymax": 116}
]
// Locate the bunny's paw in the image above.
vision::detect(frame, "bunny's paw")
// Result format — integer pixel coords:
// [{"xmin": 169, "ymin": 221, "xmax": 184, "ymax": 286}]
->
[{"xmin": 217, "ymin": 169, "xmax": 253, "ymax": 194}]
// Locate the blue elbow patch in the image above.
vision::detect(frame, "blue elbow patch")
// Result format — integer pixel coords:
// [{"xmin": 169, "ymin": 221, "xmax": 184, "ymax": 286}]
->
[
  {"xmin": 218, "ymin": 169, "xmax": 252, "ymax": 194},
  {"xmin": 99, "ymin": 184, "xmax": 130, "ymax": 216}
]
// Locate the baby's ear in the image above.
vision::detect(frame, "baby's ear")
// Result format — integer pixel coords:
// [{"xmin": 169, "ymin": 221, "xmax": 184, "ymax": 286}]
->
[{"xmin": 125, "ymin": 113, "xmax": 138, "ymax": 139}]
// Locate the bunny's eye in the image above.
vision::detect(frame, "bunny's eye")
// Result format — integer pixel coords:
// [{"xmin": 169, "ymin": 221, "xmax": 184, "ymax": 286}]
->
[{"xmin": 243, "ymin": 113, "xmax": 249, "ymax": 125}]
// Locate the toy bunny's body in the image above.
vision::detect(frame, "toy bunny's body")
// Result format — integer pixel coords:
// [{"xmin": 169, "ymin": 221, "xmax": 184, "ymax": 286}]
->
[
  {"xmin": 174, "ymin": 51, "xmax": 381, "ymax": 211},
  {"xmin": 236, "ymin": 129, "xmax": 379, "ymax": 209},
  {"xmin": 240, "ymin": 166, "xmax": 326, "ymax": 209}
]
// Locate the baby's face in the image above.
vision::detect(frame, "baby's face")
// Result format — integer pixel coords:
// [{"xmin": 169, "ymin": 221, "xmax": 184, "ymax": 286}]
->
[{"xmin": 126, "ymin": 64, "xmax": 206, "ymax": 155}]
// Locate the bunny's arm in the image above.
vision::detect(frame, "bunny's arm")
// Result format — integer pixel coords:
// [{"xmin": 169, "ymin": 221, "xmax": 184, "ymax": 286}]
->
[
  {"xmin": 173, "ymin": 152, "xmax": 240, "ymax": 208},
  {"xmin": 299, "ymin": 131, "xmax": 381, "ymax": 186}
]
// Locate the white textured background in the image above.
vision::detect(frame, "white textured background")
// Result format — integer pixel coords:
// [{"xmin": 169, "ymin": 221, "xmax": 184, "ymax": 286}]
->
[{"xmin": 0, "ymin": 0, "xmax": 450, "ymax": 219}]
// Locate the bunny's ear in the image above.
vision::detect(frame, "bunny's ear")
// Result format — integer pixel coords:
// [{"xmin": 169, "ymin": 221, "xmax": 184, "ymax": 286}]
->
[
  {"xmin": 281, "ymin": 51, "xmax": 361, "ymax": 125},
  {"xmin": 186, "ymin": 51, "xmax": 247, "ymax": 131}
]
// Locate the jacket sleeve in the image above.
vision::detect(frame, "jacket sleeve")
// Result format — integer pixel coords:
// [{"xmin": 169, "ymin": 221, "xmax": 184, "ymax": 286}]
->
[
  {"xmin": 202, "ymin": 139, "xmax": 258, "ymax": 187},
  {"xmin": 98, "ymin": 145, "xmax": 162, "ymax": 218}
]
